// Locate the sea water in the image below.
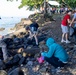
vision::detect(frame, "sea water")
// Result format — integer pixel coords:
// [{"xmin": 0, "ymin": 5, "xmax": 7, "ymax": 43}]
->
[{"xmin": 0, "ymin": 17, "xmax": 23, "ymax": 36}]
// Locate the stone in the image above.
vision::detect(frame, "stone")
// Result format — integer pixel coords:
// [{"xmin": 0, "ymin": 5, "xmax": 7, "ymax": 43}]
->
[
  {"xmin": 0, "ymin": 28, "xmax": 5, "ymax": 31},
  {"xmin": 0, "ymin": 70, "xmax": 7, "ymax": 75},
  {"xmin": 27, "ymin": 61, "xmax": 33, "ymax": 66}
]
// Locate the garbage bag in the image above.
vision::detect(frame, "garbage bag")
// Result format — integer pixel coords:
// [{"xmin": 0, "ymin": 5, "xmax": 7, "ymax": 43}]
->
[
  {"xmin": 5, "ymin": 54, "xmax": 20, "ymax": 68},
  {"xmin": 69, "ymin": 27, "xmax": 74, "ymax": 37}
]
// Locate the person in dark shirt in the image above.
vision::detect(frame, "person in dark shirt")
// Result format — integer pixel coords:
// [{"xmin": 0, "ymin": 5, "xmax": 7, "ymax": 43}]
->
[{"xmin": 25, "ymin": 21, "xmax": 39, "ymax": 46}]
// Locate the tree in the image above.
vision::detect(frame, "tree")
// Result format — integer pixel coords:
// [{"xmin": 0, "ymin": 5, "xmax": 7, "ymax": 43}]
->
[
  {"xmin": 7, "ymin": 0, "xmax": 44, "ymax": 10},
  {"xmin": 56, "ymin": 0, "xmax": 76, "ymax": 8},
  {"xmin": 7, "ymin": 0, "xmax": 49, "ymax": 20},
  {"xmin": 7, "ymin": 0, "xmax": 18, "ymax": 1}
]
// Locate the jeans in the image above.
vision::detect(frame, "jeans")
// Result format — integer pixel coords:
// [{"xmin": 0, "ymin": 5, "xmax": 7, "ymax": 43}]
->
[
  {"xmin": 0, "ymin": 41, "xmax": 8, "ymax": 61},
  {"xmin": 44, "ymin": 56, "xmax": 67, "ymax": 68}
]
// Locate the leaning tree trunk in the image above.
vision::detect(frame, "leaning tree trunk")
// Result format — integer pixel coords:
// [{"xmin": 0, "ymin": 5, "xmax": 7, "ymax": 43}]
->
[
  {"xmin": 44, "ymin": 0, "xmax": 48, "ymax": 20},
  {"xmin": 44, "ymin": 0, "xmax": 47, "ymax": 19},
  {"xmin": 44, "ymin": 0, "xmax": 46, "ymax": 15}
]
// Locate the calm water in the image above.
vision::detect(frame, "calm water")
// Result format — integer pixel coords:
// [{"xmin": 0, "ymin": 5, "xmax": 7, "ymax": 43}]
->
[{"xmin": 0, "ymin": 17, "xmax": 23, "ymax": 36}]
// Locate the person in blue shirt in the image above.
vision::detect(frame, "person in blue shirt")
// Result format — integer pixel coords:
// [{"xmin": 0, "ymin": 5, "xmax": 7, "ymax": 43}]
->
[{"xmin": 41, "ymin": 38, "xmax": 68, "ymax": 68}]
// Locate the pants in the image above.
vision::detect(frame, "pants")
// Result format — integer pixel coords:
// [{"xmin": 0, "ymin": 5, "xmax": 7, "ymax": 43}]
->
[
  {"xmin": 0, "ymin": 41, "xmax": 8, "ymax": 61},
  {"xmin": 44, "ymin": 56, "xmax": 67, "ymax": 68}
]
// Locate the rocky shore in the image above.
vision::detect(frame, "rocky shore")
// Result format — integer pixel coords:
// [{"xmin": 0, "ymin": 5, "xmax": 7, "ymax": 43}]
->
[
  {"xmin": 0, "ymin": 13, "xmax": 76, "ymax": 75},
  {"xmin": 0, "ymin": 28, "xmax": 5, "ymax": 31}
]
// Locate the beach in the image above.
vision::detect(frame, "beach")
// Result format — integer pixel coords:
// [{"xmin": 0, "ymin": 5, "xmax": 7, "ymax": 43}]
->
[{"xmin": 0, "ymin": 17, "xmax": 24, "ymax": 35}]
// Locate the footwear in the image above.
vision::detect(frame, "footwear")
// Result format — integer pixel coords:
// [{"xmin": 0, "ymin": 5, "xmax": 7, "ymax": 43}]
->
[
  {"xmin": 61, "ymin": 39, "xmax": 66, "ymax": 43},
  {"xmin": 66, "ymin": 40, "xmax": 71, "ymax": 43}
]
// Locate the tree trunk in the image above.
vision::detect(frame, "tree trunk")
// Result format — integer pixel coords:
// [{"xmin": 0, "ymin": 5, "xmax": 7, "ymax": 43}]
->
[
  {"xmin": 44, "ymin": 0, "xmax": 46, "ymax": 15},
  {"xmin": 44, "ymin": 0, "xmax": 48, "ymax": 20}
]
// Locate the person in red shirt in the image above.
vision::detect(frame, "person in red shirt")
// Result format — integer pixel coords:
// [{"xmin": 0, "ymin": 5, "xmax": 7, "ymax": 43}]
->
[{"xmin": 61, "ymin": 10, "xmax": 72, "ymax": 43}]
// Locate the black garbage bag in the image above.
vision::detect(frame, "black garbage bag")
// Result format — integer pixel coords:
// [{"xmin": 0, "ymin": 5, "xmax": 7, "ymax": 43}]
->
[
  {"xmin": 13, "ymin": 38, "xmax": 21, "ymax": 44},
  {"xmin": 5, "ymin": 54, "xmax": 20, "ymax": 68},
  {"xmin": 19, "ymin": 57, "xmax": 27, "ymax": 65},
  {"xmin": 0, "ymin": 48, "xmax": 3, "ymax": 60},
  {"xmin": 69, "ymin": 27, "xmax": 74, "ymax": 37},
  {"xmin": 3, "ymin": 38, "xmax": 13, "ymax": 46}
]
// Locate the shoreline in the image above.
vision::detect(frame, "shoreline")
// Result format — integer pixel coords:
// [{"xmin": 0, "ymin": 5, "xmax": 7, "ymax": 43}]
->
[
  {"xmin": 4, "ymin": 12, "xmax": 54, "ymax": 38},
  {"xmin": 0, "ymin": 17, "xmax": 26, "ymax": 36},
  {"xmin": 4, "ymin": 18, "xmax": 32, "ymax": 38}
]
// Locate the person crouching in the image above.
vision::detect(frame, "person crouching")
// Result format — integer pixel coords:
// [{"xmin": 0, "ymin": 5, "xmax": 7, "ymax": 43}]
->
[
  {"xmin": 41, "ymin": 38, "xmax": 68, "ymax": 71},
  {"xmin": 25, "ymin": 21, "xmax": 39, "ymax": 46}
]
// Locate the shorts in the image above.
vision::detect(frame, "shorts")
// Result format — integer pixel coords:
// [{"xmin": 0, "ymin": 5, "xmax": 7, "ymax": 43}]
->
[{"xmin": 61, "ymin": 25, "xmax": 69, "ymax": 33}]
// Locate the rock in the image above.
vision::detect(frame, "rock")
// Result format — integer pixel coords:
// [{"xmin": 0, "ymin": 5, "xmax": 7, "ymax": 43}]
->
[
  {"xmin": 0, "ymin": 59, "xmax": 4, "ymax": 69},
  {"xmin": 24, "ymin": 47, "xmax": 40, "ymax": 55},
  {"xmin": 39, "ymin": 67, "xmax": 46, "ymax": 73},
  {"xmin": 10, "ymin": 28, "xmax": 15, "ymax": 30},
  {"xmin": 0, "ymin": 70, "xmax": 7, "ymax": 75},
  {"xmin": 39, "ymin": 44, "xmax": 48, "ymax": 52},
  {"xmin": 21, "ymin": 19, "xmax": 32, "ymax": 25},
  {"xmin": 14, "ymin": 23, "xmax": 25, "ymax": 30},
  {"xmin": 8, "ymin": 68, "xmax": 19, "ymax": 75},
  {"xmin": 21, "ymin": 67, "xmax": 28, "ymax": 73},
  {"xmin": 26, "ymin": 45, "xmax": 33, "ymax": 49},
  {"xmin": 39, "ymin": 40, "xmax": 45, "ymax": 45},
  {"xmin": 0, "ymin": 28, "xmax": 5, "ymax": 31},
  {"xmin": 27, "ymin": 61, "xmax": 33, "ymax": 66}
]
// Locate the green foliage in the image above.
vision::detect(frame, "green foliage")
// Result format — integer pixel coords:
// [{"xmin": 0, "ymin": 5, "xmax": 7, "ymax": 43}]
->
[
  {"xmin": 18, "ymin": 0, "xmax": 44, "ymax": 10},
  {"xmin": 7, "ymin": 0, "xmax": 18, "ymax": 1},
  {"xmin": 67, "ymin": 0, "xmax": 76, "ymax": 8},
  {"xmin": 57, "ymin": 0, "xmax": 76, "ymax": 8},
  {"xmin": 7, "ymin": 0, "xmax": 76, "ymax": 8},
  {"xmin": 7, "ymin": 0, "xmax": 44, "ymax": 10}
]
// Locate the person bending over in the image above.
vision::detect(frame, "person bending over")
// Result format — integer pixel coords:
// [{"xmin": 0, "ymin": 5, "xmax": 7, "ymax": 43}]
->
[{"xmin": 25, "ymin": 21, "xmax": 39, "ymax": 46}]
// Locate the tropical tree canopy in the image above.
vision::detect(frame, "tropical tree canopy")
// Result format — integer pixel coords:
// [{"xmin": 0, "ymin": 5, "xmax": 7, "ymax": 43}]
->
[
  {"xmin": 7, "ymin": 0, "xmax": 76, "ymax": 9},
  {"xmin": 7, "ymin": 0, "xmax": 44, "ymax": 10},
  {"xmin": 57, "ymin": 0, "xmax": 76, "ymax": 8},
  {"xmin": 19, "ymin": 0, "xmax": 44, "ymax": 9}
]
